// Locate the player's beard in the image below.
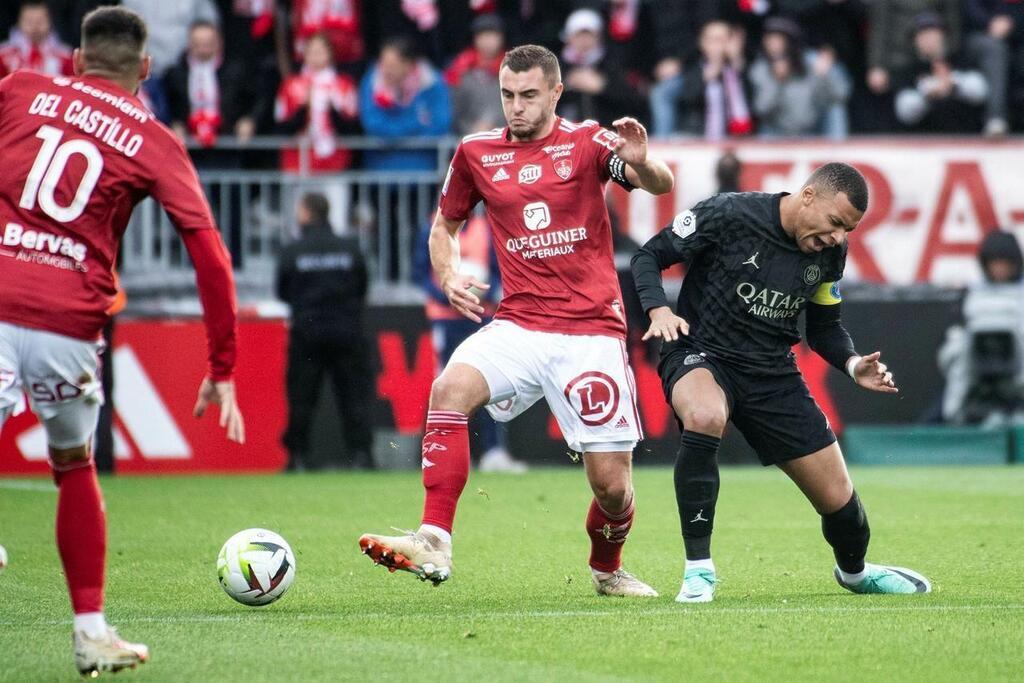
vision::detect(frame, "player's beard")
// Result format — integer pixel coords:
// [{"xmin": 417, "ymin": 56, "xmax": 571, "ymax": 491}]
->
[{"xmin": 508, "ymin": 111, "xmax": 551, "ymax": 141}]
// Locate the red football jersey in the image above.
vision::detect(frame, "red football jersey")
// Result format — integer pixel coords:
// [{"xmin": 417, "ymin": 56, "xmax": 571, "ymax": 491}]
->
[
  {"xmin": 438, "ymin": 117, "xmax": 630, "ymax": 338},
  {"xmin": 0, "ymin": 71, "xmax": 237, "ymax": 379}
]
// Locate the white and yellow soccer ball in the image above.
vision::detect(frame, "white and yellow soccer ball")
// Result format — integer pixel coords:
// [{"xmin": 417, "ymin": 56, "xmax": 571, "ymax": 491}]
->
[
  {"xmin": 217, "ymin": 529, "xmax": 295, "ymax": 606},
  {"xmin": 0, "ymin": 544, "xmax": 7, "ymax": 573}
]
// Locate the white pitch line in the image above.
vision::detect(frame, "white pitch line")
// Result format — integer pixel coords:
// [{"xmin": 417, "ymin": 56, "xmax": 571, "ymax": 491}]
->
[
  {"xmin": 2, "ymin": 603, "xmax": 1021, "ymax": 628},
  {"xmin": 0, "ymin": 479, "xmax": 55, "ymax": 493}
]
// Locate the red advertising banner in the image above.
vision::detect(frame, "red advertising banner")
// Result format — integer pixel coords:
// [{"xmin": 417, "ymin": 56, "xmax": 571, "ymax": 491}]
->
[
  {"xmin": 0, "ymin": 321, "xmax": 289, "ymax": 475},
  {"xmin": 619, "ymin": 140, "xmax": 1024, "ymax": 286},
  {"xmin": 0, "ymin": 318, "xmax": 840, "ymax": 474}
]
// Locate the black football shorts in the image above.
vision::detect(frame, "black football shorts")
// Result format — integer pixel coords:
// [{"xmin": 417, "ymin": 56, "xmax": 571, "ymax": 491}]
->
[{"xmin": 659, "ymin": 343, "xmax": 837, "ymax": 466}]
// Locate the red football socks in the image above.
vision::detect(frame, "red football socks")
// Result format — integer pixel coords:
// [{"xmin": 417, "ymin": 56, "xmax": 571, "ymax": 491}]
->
[
  {"xmin": 420, "ymin": 411, "xmax": 470, "ymax": 533},
  {"xmin": 586, "ymin": 495, "xmax": 635, "ymax": 573},
  {"xmin": 54, "ymin": 461, "xmax": 106, "ymax": 614}
]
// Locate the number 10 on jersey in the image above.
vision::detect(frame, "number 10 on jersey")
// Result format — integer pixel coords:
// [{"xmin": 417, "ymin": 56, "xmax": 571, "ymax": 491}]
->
[{"xmin": 20, "ymin": 124, "xmax": 104, "ymax": 223}]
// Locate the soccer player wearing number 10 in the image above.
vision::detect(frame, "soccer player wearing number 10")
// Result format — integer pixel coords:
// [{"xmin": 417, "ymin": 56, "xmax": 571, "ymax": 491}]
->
[
  {"xmin": 359, "ymin": 45, "xmax": 674, "ymax": 596},
  {"xmin": 631, "ymin": 164, "xmax": 931, "ymax": 603},
  {"xmin": 0, "ymin": 7, "xmax": 245, "ymax": 676}
]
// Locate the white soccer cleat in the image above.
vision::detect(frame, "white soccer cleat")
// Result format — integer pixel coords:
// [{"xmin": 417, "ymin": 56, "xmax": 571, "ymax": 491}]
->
[
  {"xmin": 675, "ymin": 567, "xmax": 717, "ymax": 603},
  {"xmin": 359, "ymin": 529, "xmax": 452, "ymax": 585},
  {"xmin": 74, "ymin": 626, "xmax": 148, "ymax": 677},
  {"xmin": 593, "ymin": 568, "xmax": 659, "ymax": 597}
]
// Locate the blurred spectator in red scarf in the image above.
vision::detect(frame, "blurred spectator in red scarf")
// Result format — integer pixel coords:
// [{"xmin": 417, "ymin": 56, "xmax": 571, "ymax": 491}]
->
[
  {"xmin": 166, "ymin": 21, "xmax": 258, "ymax": 149},
  {"xmin": 275, "ymin": 32, "xmax": 361, "ymax": 173},
  {"xmin": 0, "ymin": 1, "xmax": 73, "ymax": 79}
]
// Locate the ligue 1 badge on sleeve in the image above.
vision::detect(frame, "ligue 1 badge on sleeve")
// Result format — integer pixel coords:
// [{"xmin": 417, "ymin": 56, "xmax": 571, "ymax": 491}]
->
[{"xmin": 554, "ymin": 158, "xmax": 573, "ymax": 180}]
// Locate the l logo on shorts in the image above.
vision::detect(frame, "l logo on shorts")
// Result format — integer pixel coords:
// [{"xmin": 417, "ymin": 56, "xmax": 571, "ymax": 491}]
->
[
  {"xmin": 683, "ymin": 354, "xmax": 704, "ymax": 366},
  {"xmin": 564, "ymin": 371, "xmax": 620, "ymax": 426}
]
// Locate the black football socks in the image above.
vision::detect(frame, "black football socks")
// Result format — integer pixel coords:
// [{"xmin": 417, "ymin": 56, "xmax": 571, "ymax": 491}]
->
[
  {"xmin": 821, "ymin": 490, "xmax": 870, "ymax": 574},
  {"xmin": 675, "ymin": 430, "xmax": 721, "ymax": 561}
]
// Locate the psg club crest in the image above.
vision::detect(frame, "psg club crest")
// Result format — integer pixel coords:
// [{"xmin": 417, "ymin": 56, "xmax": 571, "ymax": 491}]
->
[{"xmin": 554, "ymin": 158, "xmax": 573, "ymax": 180}]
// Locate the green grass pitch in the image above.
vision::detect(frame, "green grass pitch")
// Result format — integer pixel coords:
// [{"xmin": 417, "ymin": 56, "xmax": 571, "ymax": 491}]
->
[{"xmin": 1, "ymin": 465, "xmax": 1022, "ymax": 681}]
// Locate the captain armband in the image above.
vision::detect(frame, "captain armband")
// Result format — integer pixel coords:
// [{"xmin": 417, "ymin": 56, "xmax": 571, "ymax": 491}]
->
[{"xmin": 606, "ymin": 153, "xmax": 636, "ymax": 191}]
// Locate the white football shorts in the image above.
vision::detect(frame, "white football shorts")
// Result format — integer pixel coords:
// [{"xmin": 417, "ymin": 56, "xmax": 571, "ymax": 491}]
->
[
  {"xmin": 448, "ymin": 319, "xmax": 643, "ymax": 453},
  {"xmin": 0, "ymin": 321, "xmax": 104, "ymax": 451}
]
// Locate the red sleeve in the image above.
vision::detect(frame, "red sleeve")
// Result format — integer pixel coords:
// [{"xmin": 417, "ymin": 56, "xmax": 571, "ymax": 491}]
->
[
  {"xmin": 437, "ymin": 143, "xmax": 480, "ymax": 222},
  {"xmin": 586, "ymin": 125, "xmax": 622, "ymax": 183},
  {"xmin": 151, "ymin": 137, "xmax": 238, "ymax": 380}
]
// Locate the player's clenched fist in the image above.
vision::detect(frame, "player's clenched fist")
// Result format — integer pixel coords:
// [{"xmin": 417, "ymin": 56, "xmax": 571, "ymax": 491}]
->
[
  {"xmin": 643, "ymin": 306, "xmax": 690, "ymax": 342},
  {"xmin": 443, "ymin": 272, "xmax": 490, "ymax": 323}
]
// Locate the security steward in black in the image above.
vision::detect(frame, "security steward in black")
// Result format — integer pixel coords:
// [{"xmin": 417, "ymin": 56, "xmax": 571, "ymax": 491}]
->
[{"xmin": 276, "ymin": 193, "xmax": 374, "ymax": 470}]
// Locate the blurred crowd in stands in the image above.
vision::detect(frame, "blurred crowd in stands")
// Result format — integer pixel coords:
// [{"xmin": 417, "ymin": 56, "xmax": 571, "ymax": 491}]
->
[{"xmin": 3, "ymin": 1, "xmax": 1023, "ymax": 175}]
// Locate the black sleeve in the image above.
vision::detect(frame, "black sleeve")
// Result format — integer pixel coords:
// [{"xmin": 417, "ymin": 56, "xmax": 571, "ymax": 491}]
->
[
  {"xmin": 805, "ymin": 301, "xmax": 858, "ymax": 372},
  {"xmin": 630, "ymin": 200, "xmax": 720, "ymax": 313},
  {"xmin": 276, "ymin": 104, "xmax": 310, "ymax": 134},
  {"xmin": 352, "ymin": 243, "xmax": 369, "ymax": 301},
  {"xmin": 606, "ymin": 153, "xmax": 636, "ymax": 192},
  {"xmin": 275, "ymin": 248, "xmax": 293, "ymax": 303},
  {"xmin": 329, "ymin": 107, "xmax": 363, "ymax": 135}
]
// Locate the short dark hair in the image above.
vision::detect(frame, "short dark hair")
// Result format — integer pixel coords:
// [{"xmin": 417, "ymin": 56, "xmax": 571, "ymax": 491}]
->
[
  {"xmin": 301, "ymin": 193, "xmax": 330, "ymax": 224},
  {"xmin": 500, "ymin": 44, "xmax": 561, "ymax": 86},
  {"xmin": 806, "ymin": 162, "xmax": 868, "ymax": 212},
  {"xmin": 189, "ymin": 19, "xmax": 219, "ymax": 35},
  {"xmin": 380, "ymin": 35, "xmax": 418, "ymax": 62},
  {"xmin": 81, "ymin": 7, "xmax": 147, "ymax": 75}
]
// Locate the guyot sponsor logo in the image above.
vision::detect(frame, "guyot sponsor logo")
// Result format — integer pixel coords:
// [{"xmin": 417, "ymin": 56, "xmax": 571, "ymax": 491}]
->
[
  {"xmin": 736, "ymin": 282, "xmax": 805, "ymax": 320},
  {"xmin": 3, "ymin": 222, "xmax": 87, "ymax": 262}
]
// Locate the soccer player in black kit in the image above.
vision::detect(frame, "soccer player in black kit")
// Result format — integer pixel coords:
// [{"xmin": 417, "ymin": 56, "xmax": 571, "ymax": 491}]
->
[{"xmin": 631, "ymin": 163, "xmax": 931, "ymax": 602}]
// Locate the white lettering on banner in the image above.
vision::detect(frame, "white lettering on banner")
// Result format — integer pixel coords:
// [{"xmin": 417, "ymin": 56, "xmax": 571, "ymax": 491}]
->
[
  {"xmin": 17, "ymin": 346, "xmax": 192, "ymax": 461},
  {"xmin": 621, "ymin": 142, "xmax": 1024, "ymax": 286}
]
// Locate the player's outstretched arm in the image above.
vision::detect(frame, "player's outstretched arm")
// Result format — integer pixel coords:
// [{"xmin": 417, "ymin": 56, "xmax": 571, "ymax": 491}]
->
[
  {"xmin": 181, "ymin": 229, "xmax": 247, "ymax": 444},
  {"xmin": 851, "ymin": 351, "xmax": 899, "ymax": 394},
  {"xmin": 631, "ymin": 229, "xmax": 690, "ymax": 341},
  {"xmin": 429, "ymin": 211, "xmax": 489, "ymax": 323},
  {"xmin": 154, "ymin": 139, "xmax": 246, "ymax": 444},
  {"xmin": 613, "ymin": 117, "xmax": 674, "ymax": 195}
]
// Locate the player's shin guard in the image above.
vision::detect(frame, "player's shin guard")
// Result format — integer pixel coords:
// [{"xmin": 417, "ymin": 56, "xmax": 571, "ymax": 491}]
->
[
  {"xmin": 821, "ymin": 491, "xmax": 870, "ymax": 574},
  {"xmin": 586, "ymin": 495, "xmax": 634, "ymax": 573},
  {"xmin": 420, "ymin": 411, "xmax": 470, "ymax": 534},
  {"xmin": 675, "ymin": 431, "xmax": 721, "ymax": 561},
  {"xmin": 54, "ymin": 460, "xmax": 106, "ymax": 614}
]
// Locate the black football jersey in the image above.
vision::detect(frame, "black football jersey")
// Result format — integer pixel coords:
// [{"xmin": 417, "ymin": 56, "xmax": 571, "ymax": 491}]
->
[{"xmin": 632, "ymin": 192, "xmax": 847, "ymax": 375}]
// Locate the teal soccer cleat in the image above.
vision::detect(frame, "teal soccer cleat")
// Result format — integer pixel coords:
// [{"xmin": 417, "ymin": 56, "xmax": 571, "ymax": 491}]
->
[
  {"xmin": 675, "ymin": 567, "xmax": 717, "ymax": 603},
  {"xmin": 834, "ymin": 563, "xmax": 932, "ymax": 594}
]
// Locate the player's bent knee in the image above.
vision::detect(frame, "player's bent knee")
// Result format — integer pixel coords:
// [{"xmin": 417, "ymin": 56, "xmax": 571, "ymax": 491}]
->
[
  {"xmin": 49, "ymin": 444, "xmax": 90, "ymax": 467},
  {"xmin": 680, "ymin": 407, "xmax": 727, "ymax": 437},
  {"xmin": 429, "ymin": 376, "xmax": 472, "ymax": 412}
]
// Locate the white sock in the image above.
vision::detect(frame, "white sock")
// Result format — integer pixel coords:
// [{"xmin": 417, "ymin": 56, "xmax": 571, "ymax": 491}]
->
[
  {"xmin": 685, "ymin": 558, "xmax": 715, "ymax": 573},
  {"xmin": 590, "ymin": 566, "xmax": 615, "ymax": 579},
  {"xmin": 419, "ymin": 524, "xmax": 452, "ymax": 546},
  {"xmin": 73, "ymin": 612, "xmax": 107, "ymax": 639},
  {"xmin": 838, "ymin": 565, "xmax": 869, "ymax": 585}
]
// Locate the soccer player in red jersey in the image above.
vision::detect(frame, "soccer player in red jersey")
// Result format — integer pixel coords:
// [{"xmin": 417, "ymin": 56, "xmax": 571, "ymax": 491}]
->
[
  {"xmin": 0, "ymin": 7, "xmax": 244, "ymax": 676},
  {"xmin": 360, "ymin": 45, "xmax": 673, "ymax": 596}
]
